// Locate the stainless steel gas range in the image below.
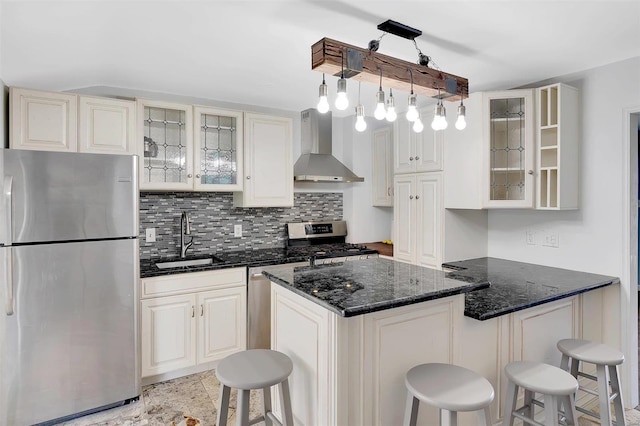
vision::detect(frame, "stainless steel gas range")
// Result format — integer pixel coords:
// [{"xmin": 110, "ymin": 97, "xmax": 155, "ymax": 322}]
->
[{"xmin": 247, "ymin": 220, "xmax": 378, "ymax": 349}]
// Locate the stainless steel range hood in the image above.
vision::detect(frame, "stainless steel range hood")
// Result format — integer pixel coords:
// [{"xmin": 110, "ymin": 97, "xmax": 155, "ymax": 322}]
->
[{"xmin": 294, "ymin": 109, "xmax": 364, "ymax": 182}]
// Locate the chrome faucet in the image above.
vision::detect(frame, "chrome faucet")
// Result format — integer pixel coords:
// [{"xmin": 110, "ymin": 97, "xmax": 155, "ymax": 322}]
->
[{"xmin": 180, "ymin": 211, "xmax": 193, "ymax": 258}]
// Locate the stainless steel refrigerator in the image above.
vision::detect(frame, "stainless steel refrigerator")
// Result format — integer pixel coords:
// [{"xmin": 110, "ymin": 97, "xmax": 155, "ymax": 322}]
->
[{"xmin": 0, "ymin": 149, "xmax": 140, "ymax": 425}]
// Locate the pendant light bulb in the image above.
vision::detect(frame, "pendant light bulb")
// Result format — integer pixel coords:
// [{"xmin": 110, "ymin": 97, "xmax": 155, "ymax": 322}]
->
[
  {"xmin": 455, "ymin": 104, "xmax": 467, "ymax": 130},
  {"xmin": 335, "ymin": 77, "xmax": 348, "ymax": 110},
  {"xmin": 431, "ymin": 91, "xmax": 448, "ymax": 130},
  {"xmin": 413, "ymin": 116, "xmax": 424, "ymax": 133},
  {"xmin": 355, "ymin": 105, "xmax": 367, "ymax": 132},
  {"xmin": 406, "ymin": 94, "xmax": 419, "ymax": 122},
  {"xmin": 385, "ymin": 89, "xmax": 397, "ymax": 122},
  {"xmin": 374, "ymin": 90, "xmax": 386, "ymax": 120},
  {"xmin": 317, "ymin": 74, "xmax": 329, "ymax": 113}
]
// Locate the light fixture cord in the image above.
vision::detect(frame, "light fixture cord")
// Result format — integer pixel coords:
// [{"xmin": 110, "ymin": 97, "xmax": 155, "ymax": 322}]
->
[
  {"xmin": 340, "ymin": 50, "xmax": 345, "ymax": 78},
  {"xmin": 377, "ymin": 67, "xmax": 383, "ymax": 90},
  {"xmin": 322, "ymin": 73, "xmax": 326, "ymax": 84},
  {"xmin": 407, "ymin": 68, "xmax": 414, "ymax": 95}
]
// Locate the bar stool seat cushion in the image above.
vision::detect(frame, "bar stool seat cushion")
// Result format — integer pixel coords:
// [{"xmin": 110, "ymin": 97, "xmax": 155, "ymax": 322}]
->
[
  {"xmin": 405, "ymin": 363, "xmax": 494, "ymax": 412},
  {"xmin": 557, "ymin": 338, "xmax": 624, "ymax": 366},
  {"xmin": 216, "ymin": 349, "xmax": 293, "ymax": 390},
  {"xmin": 505, "ymin": 361, "xmax": 578, "ymax": 396}
]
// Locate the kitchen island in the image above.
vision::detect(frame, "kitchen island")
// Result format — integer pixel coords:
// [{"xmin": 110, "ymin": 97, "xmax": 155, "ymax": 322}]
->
[{"xmin": 262, "ymin": 257, "xmax": 620, "ymax": 426}]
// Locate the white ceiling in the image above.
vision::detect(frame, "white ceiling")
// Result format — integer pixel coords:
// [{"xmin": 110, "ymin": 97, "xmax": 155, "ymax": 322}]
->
[{"xmin": 2, "ymin": 0, "xmax": 639, "ymax": 116}]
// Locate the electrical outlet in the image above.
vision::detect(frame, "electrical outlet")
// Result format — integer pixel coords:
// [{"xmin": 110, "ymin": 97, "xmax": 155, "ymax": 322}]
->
[
  {"xmin": 525, "ymin": 231, "xmax": 536, "ymax": 245},
  {"xmin": 145, "ymin": 227, "xmax": 156, "ymax": 243},
  {"xmin": 234, "ymin": 224, "xmax": 242, "ymax": 238},
  {"xmin": 542, "ymin": 231, "xmax": 559, "ymax": 248}
]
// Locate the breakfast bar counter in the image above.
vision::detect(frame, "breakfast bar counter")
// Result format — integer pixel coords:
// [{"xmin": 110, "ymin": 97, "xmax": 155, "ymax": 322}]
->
[{"xmin": 261, "ymin": 257, "xmax": 621, "ymax": 426}]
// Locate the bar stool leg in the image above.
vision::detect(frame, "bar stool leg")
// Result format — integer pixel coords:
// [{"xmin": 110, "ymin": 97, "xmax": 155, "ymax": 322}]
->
[
  {"xmin": 570, "ymin": 358, "xmax": 580, "ymax": 378},
  {"xmin": 278, "ymin": 378, "xmax": 294, "ymax": 426},
  {"xmin": 544, "ymin": 395, "xmax": 561, "ymax": 426},
  {"xmin": 609, "ymin": 364, "xmax": 627, "ymax": 426},
  {"xmin": 216, "ymin": 384, "xmax": 231, "ymax": 426},
  {"xmin": 237, "ymin": 389, "xmax": 250, "ymax": 426},
  {"xmin": 502, "ymin": 380, "xmax": 518, "ymax": 426},
  {"xmin": 403, "ymin": 392, "xmax": 419, "ymax": 426},
  {"xmin": 262, "ymin": 386, "xmax": 273, "ymax": 426},
  {"xmin": 440, "ymin": 409, "xmax": 457, "ymax": 426},
  {"xmin": 559, "ymin": 394, "xmax": 578, "ymax": 426},
  {"xmin": 478, "ymin": 406, "xmax": 492, "ymax": 426},
  {"xmin": 522, "ymin": 389, "xmax": 533, "ymax": 418},
  {"xmin": 596, "ymin": 364, "xmax": 612, "ymax": 426},
  {"xmin": 560, "ymin": 354, "xmax": 570, "ymax": 371}
]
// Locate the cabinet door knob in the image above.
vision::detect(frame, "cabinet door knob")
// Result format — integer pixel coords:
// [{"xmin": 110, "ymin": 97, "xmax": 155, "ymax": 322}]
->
[
  {"xmin": 416, "ymin": 195, "xmax": 420, "ymax": 199},
  {"xmin": 246, "ymin": 176, "xmax": 251, "ymax": 180},
  {"xmin": 191, "ymin": 306, "xmax": 195, "ymax": 318},
  {"xmin": 187, "ymin": 174, "xmax": 193, "ymax": 178},
  {"xmin": 387, "ymin": 187, "xmax": 392, "ymax": 196},
  {"xmin": 196, "ymin": 174, "xmax": 201, "ymax": 178},
  {"xmin": 415, "ymin": 156, "xmax": 420, "ymax": 160},
  {"xmin": 409, "ymin": 157, "xmax": 414, "ymax": 161},
  {"xmin": 409, "ymin": 195, "xmax": 414, "ymax": 199},
  {"xmin": 200, "ymin": 305, "xmax": 204, "ymax": 316},
  {"xmin": 528, "ymin": 170, "xmax": 534, "ymax": 175}
]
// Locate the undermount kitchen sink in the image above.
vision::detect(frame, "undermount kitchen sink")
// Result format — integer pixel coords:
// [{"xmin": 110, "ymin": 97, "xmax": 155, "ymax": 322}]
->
[{"xmin": 155, "ymin": 257, "xmax": 221, "ymax": 269}]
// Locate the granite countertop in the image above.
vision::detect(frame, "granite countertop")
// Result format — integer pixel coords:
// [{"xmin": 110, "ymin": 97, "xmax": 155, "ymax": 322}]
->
[
  {"xmin": 139, "ymin": 248, "xmax": 311, "ymax": 278},
  {"xmin": 261, "ymin": 257, "xmax": 490, "ymax": 317},
  {"xmin": 442, "ymin": 257, "xmax": 620, "ymax": 320}
]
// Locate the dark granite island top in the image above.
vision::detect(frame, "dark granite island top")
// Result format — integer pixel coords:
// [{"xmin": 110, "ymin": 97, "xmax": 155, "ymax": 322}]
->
[
  {"xmin": 442, "ymin": 257, "xmax": 620, "ymax": 320},
  {"xmin": 261, "ymin": 257, "xmax": 490, "ymax": 317}
]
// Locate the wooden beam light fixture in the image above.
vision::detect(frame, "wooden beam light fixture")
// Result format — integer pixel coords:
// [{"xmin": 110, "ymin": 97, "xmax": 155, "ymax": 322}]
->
[{"xmin": 311, "ymin": 21, "xmax": 469, "ymax": 102}]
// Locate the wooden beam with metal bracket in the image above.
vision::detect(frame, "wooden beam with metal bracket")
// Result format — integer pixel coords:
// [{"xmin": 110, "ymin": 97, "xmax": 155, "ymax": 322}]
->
[{"xmin": 312, "ymin": 37, "xmax": 468, "ymax": 101}]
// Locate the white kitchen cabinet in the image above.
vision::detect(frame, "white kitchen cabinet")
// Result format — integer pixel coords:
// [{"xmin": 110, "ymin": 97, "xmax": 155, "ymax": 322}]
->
[
  {"xmin": 393, "ymin": 107, "xmax": 443, "ymax": 174},
  {"xmin": 10, "ymin": 87, "xmax": 78, "ymax": 152},
  {"xmin": 234, "ymin": 112, "xmax": 293, "ymax": 207},
  {"xmin": 444, "ymin": 89, "xmax": 535, "ymax": 209},
  {"xmin": 393, "ymin": 173, "xmax": 442, "ymax": 268},
  {"xmin": 371, "ymin": 127, "xmax": 393, "ymax": 207},
  {"xmin": 141, "ymin": 293, "xmax": 197, "ymax": 376},
  {"xmin": 140, "ymin": 268, "xmax": 246, "ymax": 380},
  {"xmin": 536, "ymin": 83, "xmax": 579, "ymax": 210},
  {"xmin": 193, "ymin": 106, "xmax": 244, "ymax": 192},
  {"xmin": 79, "ymin": 96, "xmax": 136, "ymax": 154},
  {"xmin": 137, "ymin": 99, "xmax": 194, "ymax": 191}
]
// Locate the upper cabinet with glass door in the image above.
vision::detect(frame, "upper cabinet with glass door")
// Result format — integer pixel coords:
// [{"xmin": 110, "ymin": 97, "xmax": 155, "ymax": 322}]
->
[
  {"xmin": 483, "ymin": 90, "xmax": 535, "ymax": 208},
  {"xmin": 137, "ymin": 99, "xmax": 193, "ymax": 191},
  {"xmin": 193, "ymin": 106, "xmax": 243, "ymax": 192}
]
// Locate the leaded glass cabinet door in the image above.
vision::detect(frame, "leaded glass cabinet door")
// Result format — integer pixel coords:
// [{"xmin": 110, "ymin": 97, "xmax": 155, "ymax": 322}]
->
[
  {"xmin": 137, "ymin": 99, "xmax": 193, "ymax": 191},
  {"xmin": 193, "ymin": 107, "xmax": 243, "ymax": 192},
  {"xmin": 483, "ymin": 90, "xmax": 534, "ymax": 208}
]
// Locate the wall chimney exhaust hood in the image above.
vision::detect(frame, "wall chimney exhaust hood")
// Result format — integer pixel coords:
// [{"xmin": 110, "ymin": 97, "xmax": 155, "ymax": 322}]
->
[{"xmin": 294, "ymin": 109, "xmax": 364, "ymax": 182}]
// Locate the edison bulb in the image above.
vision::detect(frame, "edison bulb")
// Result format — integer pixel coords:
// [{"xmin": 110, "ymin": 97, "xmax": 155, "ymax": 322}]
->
[
  {"xmin": 335, "ymin": 92, "xmax": 349, "ymax": 110},
  {"xmin": 455, "ymin": 115, "xmax": 467, "ymax": 130},
  {"xmin": 413, "ymin": 118, "xmax": 424, "ymax": 133},
  {"xmin": 406, "ymin": 105, "xmax": 419, "ymax": 122},
  {"xmin": 385, "ymin": 106, "xmax": 397, "ymax": 122},
  {"xmin": 355, "ymin": 116, "xmax": 367, "ymax": 132},
  {"xmin": 317, "ymin": 96, "xmax": 330, "ymax": 113},
  {"xmin": 374, "ymin": 102, "xmax": 386, "ymax": 120}
]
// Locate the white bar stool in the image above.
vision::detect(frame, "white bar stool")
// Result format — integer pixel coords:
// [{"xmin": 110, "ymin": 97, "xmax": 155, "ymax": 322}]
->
[
  {"xmin": 557, "ymin": 338, "xmax": 626, "ymax": 426},
  {"xmin": 503, "ymin": 361, "xmax": 578, "ymax": 426},
  {"xmin": 403, "ymin": 363, "xmax": 494, "ymax": 426},
  {"xmin": 215, "ymin": 349, "xmax": 294, "ymax": 426}
]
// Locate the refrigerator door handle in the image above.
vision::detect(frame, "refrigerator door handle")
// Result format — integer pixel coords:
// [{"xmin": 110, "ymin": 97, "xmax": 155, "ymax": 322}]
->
[
  {"xmin": 5, "ymin": 247, "xmax": 13, "ymax": 315},
  {"xmin": 3, "ymin": 175, "xmax": 12, "ymax": 246}
]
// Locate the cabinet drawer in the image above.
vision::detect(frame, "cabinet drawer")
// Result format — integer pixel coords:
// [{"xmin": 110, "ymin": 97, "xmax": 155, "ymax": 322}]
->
[{"xmin": 141, "ymin": 267, "xmax": 246, "ymax": 299}]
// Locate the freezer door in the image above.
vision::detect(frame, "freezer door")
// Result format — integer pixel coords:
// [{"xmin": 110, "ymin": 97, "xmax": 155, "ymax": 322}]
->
[
  {"xmin": 2, "ymin": 239, "xmax": 140, "ymax": 425},
  {"xmin": 3, "ymin": 149, "xmax": 138, "ymax": 243}
]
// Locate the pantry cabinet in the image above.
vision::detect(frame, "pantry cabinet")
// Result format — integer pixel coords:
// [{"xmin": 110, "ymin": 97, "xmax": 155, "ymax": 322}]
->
[
  {"xmin": 10, "ymin": 87, "xmax": 137, "ymax": 155},
  {"xmin": 444, "ymin": 89, "xmax": 535, "ymax": 209},
  {"xmin": 234, "ymin": 112, "xmax": 293, "ymax": 207},
  {"xmin": 393, "ymin": 108, "xmax": 443, "ymax": 174},
  {"xmin": 139, "ymin": 268, "xmax": 246, "ymax": 379},
  {"xmin": 371, "ymin": 127, "xmax": 393, "ymax": 207},
  {"xmin": 393, "ymin": 173, "xmax": 442, "ymax": 268}
]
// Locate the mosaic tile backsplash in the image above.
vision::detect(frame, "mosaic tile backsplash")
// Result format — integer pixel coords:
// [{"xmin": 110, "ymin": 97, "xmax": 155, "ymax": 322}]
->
[{"xmin": 139, "ymin": 192, "xmax": 343, "ymax": 259}]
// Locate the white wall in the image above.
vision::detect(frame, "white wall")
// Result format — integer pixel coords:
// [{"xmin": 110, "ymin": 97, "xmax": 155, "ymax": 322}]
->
[
  {"xmin": 487, "ymin": 57, "xmax": 640, "ymax": 276},
  {"xmin": 342, "ymin": 117, "xmax": 394, "ymax": 244}
]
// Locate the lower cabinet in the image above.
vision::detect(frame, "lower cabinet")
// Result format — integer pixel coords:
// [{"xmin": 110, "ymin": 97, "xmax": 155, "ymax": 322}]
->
[{"xmin": 140, "ymin": 268, "xmax": 247, "ymax": 379}]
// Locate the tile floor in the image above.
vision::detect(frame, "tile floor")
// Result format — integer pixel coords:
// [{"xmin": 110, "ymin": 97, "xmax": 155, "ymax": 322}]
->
[{"xmin": 53, "ymin": 370, "xmax": 261, "ymax": 426}]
